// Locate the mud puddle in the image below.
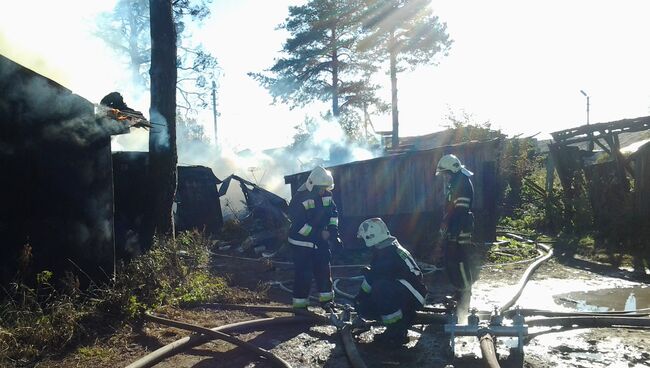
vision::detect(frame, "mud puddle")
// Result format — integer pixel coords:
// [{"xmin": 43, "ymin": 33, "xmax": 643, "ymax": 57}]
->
[{"xmin": 556, "ymin": 285, "xmax": 650, "ymax": 311}]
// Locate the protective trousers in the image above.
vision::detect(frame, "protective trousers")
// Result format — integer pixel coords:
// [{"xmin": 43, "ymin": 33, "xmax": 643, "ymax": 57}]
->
[
  {"xmin": 292, "ymin": 244, "xmax": 333, "ymax": 308},
  {"xmin": 355, "ymin": 279, "xmax": 418, "ymax": 328}
]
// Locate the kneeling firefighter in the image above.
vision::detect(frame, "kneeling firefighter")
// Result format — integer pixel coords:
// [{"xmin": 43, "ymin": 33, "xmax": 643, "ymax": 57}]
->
[
  {"xmin": 287, "ymin": 166, "xmax": 342, "ymax": 309},
  {"xmin": 355, "ymin": 218, "xmax": 427, "ymax": 345}
]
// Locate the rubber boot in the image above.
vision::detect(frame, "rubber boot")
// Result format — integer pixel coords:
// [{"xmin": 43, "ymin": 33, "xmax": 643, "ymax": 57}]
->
[{"xmin": 374, "ymin": 321, "xmax": 409, "ymax": 345}]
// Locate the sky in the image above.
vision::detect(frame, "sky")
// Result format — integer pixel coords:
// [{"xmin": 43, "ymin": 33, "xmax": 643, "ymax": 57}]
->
[{"xmin": 1, "ymin": 0, "xmax": 650, "ymax": 152}]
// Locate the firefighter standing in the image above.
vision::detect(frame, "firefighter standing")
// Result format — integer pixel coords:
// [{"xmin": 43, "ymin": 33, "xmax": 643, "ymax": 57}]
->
[
  {"xmin": 287, "ymin": 166, "xmax": 341, "ymax": 309},
  {"xmin": 436, "ymin": 154, "xmax": 475, "ymax": 321},
  {"xmin": 355, "ymin": 218, "xmax": 427, "ymax": 345}
]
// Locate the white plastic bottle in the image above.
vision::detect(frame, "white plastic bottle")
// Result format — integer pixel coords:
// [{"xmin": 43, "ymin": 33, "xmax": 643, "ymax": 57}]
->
[{"xmin": 624, "ymin": 292, "xmax": 636, "ymax": 312}]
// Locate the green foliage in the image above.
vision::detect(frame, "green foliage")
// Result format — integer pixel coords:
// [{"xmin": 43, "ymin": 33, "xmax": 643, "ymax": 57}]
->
[
  {"xmin": 359, "ymin": 0, "xmax": 452, "ymax": 134},
  {"xmin": 249, "ymin": 0, "xmax": 386, "ymax": 141},
  {"xmin": 487, "ymin": 237, "xmax": 539, "ymax": 264},
  {"xmin": 0, "ymin": 231, "xmax": 241, "ymax": 366},
  {"xmin": 359, "ymin": 0, "xmax": 452, "ymax": 69},
  {"xmin": 76, "ymin": 346, "xmax": 116, "ymax": 362},
  {"xmin": 0, "ymin": 271, "xmax": 92, "ymax": 366}
]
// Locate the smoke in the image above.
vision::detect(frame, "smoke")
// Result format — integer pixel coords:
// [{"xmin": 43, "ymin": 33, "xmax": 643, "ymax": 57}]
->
[
  {"xmin": 175, "ymin": 115, "xmax": 382, "ymax": 215},
  {"xmin": 1, "ymin": 58, "xmax": 130, "ymax": 149},
  {"xmin": 149, "ymin": 109, "xmax": 171, "ymax": 150}
]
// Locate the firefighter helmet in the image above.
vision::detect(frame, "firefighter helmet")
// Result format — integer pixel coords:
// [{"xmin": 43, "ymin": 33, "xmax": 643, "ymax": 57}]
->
[
  {"xmin": 301, "ymin": 166, "xmax": 335, "ymax": 192},
  {"xmin": 357, "ymin": 218, "xmax": 391, "ymax": 247},
  {"xmin": 436, "ymin": 154, "xmax": 473, "ymax": 176}
]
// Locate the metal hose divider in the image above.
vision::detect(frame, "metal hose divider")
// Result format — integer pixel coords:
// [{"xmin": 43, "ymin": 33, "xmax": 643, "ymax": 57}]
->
[
  {"xmin": 126, "ymin": 315, "xmax": 312, "ymax": 368},
  {"xmin": 142, "ymin": 312, "xmax": 293, "ymax": 368}
]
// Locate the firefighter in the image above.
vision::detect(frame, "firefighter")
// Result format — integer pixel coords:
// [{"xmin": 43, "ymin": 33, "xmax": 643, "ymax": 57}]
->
[
  {"xmin": 435, "ymin": 154, "xmax": 475, "ymax": 321},
  {"xmin": 287, "ymin": 166, "xmax": 341, "ymax": 309},
  {"xmin": 355, "ymin": 218, "xmax": 427, "ymax": 345}
]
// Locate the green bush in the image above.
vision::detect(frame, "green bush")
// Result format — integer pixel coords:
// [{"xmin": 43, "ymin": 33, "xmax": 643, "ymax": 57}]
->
[
  {"xmin": 487, "ymin": 237, "xmax": 539, "ymax": 263},
  {"xmin": 0, "ymin": 230, "xmax": 235, "ymax": 366}
]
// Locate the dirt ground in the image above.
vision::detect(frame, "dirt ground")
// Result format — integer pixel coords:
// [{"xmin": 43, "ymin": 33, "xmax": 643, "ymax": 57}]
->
[{"xmin": 36, "ymin": 246, "xmax": 650, "ymax": 368}]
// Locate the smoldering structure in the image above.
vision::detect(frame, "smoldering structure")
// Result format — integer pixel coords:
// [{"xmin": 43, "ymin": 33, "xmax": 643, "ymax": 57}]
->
[
  {"xmin": 112, "ymin": 151, "xmax": 225, "ymax": 258},
  {"xmin": 0, "ymin": 54, "xmax": 131, "ymax": 284},
  {"xmin": 284, "ymin": 139, "xmax": 501, "ymax": 257}
]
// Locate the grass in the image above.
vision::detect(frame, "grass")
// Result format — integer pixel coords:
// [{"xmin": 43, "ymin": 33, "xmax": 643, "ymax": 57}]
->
[
  {"xmin": 0, "ymin": 230, "xmax": 251, "ymax": 367},
  {"xmin": 487, "ymin": 236, "xmax": 539, "ymax": 264}
]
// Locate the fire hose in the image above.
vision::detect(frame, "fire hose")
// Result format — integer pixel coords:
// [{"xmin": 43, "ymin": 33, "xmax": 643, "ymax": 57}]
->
[
  {"xmin": 126, "ymin": 315, "xmax": 312, "ymax": 368},
  {"xmin": 479, "ymin": 332, "xmax": 500, "ymax": 368},
  {"xmin": 498, "ymin": 236, "xmax": 554, "ymax": 314},
  {"xmin": 142, "ymin": 312, "xmax": 293, "ymax": 368}
]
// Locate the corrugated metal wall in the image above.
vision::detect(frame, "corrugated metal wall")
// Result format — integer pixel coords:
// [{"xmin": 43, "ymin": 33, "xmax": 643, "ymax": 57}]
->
[{"xmin": 284, "ymin": 139, "xmax": 501, "ymax": 257}]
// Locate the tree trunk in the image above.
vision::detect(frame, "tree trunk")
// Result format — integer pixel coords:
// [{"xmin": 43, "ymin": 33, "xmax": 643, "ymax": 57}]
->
[
  {"xmin": 330, "ymin": 26, "xmax": 340, "ymax": 117},
  {"xmin": 389, "ymin": 32, "xmax": 399, "ymax": 149},
  {"xmin": 148, "ymin": 0, "xmax": 177, "ymax": 237}
]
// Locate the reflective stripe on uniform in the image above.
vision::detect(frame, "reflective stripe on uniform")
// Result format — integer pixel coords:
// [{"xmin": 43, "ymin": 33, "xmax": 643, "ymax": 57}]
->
[
  {"xmin": 398, "ymin": 279, "xmax": 426, "ymax": 306},
  {"xmin": 322, "ymin": 196, "xmax": 333, "ymax": 206},
  {"xmin": 319, "ymin": 291, "xmax": 334, "ymax": 302},
  {"xmin": 302, "ymin": 199, "xmax": 315, "ymax": 210},
  {"xmin": 293, "ymin": 298, "xmax": 309, "ymax": 308},
  {"xmin": 458, "ymin": 232, "xmax": 472, "ymax": 244},
  {"xmin": 288, "ymin": 237, "xmax": 315, "ymax": 248},
  {"xmin": 329, "ymin": 217, "xmax": 338, "ymax": 226},
  {"xmin": 381, "ymin": 309, "xmax": 403, "ymax": 325},
  {"xmin": 361, "ymin": 278, "xmax": 372, "ymax": 293},
  {"xmin": 298, "ymin": 224, "xmax": 313, "ymax": 236},
  {"xmin": 454, "ymin": 197, "xmax": 471, "ymax": 208},
  {"xmin": 395, "ymin": 244, "xmax": 422, "ymax": 276}
]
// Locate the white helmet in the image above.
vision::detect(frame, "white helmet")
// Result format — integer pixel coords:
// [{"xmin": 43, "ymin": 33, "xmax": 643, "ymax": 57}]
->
[
  {"xmin": 301, "ymin": 166, "xmax": 334, "ymax": 192},
  {"xmin": 436, "ymin": 154, "xmax": 473, "ymax": 176},
  {"xmin": 357, "ymin": 218, "xmax": 391, "ymax": 247}
]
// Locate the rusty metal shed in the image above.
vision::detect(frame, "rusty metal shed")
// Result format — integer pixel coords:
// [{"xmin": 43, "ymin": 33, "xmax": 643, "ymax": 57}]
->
[
  {"xmin": 284, "ymin": 139, "xmax": 501, "ymax": 257},
  {"xmin": 0, "ymin": 54, "xmax": 129, "ymax": 284}
]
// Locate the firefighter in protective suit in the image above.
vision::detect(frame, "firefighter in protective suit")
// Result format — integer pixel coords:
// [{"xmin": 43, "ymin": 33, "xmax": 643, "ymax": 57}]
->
[
  {"xmin": 355, "ymin": 218, "xmax": 427, "ymax": 345},
  {"xmin": 436, "ymin": 154, "xmax": 475, "ymax": 321},
  {"xmin": 287, "ymin": 166, "xmax": 341, "ymax": 309}
]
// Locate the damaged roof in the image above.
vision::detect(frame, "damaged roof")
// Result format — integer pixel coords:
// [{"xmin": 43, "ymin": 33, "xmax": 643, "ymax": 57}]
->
[{"xmin": 0, "ymin": 54, "xmax": 131, "ymax": 147}]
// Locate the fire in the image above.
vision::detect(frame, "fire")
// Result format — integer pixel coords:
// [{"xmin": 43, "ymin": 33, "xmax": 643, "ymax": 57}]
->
[{"xmin": 98, "ymin": 105, "xmax": 152, "ymax": 129}]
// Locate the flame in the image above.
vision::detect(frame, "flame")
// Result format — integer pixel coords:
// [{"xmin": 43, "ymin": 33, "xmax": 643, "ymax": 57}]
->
[{"xmin": 96, "ymin": 104, "xmax": 152, "ymax": 129}]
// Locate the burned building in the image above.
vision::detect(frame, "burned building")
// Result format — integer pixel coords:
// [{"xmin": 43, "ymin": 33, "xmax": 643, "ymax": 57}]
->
[
  {"xmin": 0, "ymin": 54, "xmax": 130, "ymax": 284},
  {"xmin": 284, "ymin": 139, "xmax": 501, "ymax": 257},
  {"xmin": 112, "ymin": 153, "xmax": 224, "ymax": 258},
  {"xmin": 175, "ymin": 165, "xmax": 223, "ymax": 235}
]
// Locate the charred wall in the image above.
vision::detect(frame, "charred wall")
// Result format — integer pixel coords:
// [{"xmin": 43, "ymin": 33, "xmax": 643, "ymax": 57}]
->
[
  {"xmin": 112, "ymin": 151, "xmax": 150, "ymax": 259},
  {"xmin": 0, "ymin": 55, "xmax": 116, "ymax": 285},
  {"xmin": 176, "ymin": 166, "xmax": 223, "ymax": 235},
  {"xmin": 284, "ymin": 139, "xmax": 501, "ymax": 257},
  {"xmin": 112, "ymin": 157, "xmax": 224, "ymax": 259}
]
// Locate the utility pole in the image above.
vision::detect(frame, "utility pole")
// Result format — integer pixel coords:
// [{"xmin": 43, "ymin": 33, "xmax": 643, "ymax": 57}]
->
[
  {"xmin": 580, "ymin": 90, "xmax": 593, "ymax": 151},
  {"xmin": 580, "ymin": 90, "xmax": 590, "ymax": 125},
  {"xmin": 212, "ymin": 80, "xmax": 218, "ymax": 145}
]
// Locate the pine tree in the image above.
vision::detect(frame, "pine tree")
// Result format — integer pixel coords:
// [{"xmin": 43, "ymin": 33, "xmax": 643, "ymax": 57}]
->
[
  {"xmin": 249, "ymin": 0, "xmax": 385, "ymax": 140},
  {"xmin": 359, "ymin": 0, "xmax": 452, "ymax": 147}
]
